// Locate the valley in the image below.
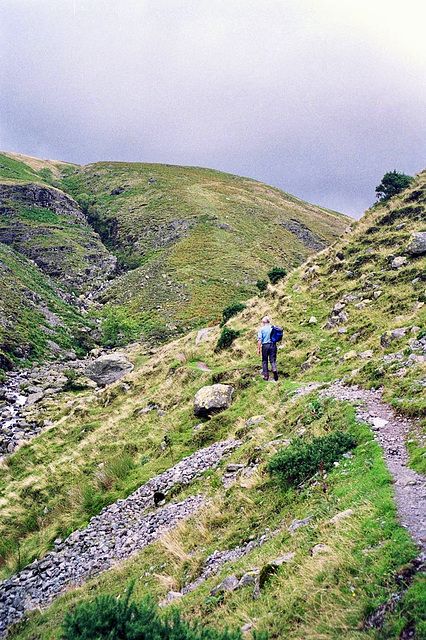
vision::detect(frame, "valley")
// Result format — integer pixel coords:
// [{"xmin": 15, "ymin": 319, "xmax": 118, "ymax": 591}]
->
[{"xmin": 0, "ymin": 157, "xmax": 425, "ymax": 639}]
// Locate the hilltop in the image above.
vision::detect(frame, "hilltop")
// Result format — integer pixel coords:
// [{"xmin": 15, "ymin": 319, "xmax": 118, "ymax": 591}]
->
[
  {"xmin": 0, "ymin": 152, "xmax": 347, "ymax": 369},
  {"xmin": 0, "ymin": 169, "xmax": 424, "ymax": 638}
]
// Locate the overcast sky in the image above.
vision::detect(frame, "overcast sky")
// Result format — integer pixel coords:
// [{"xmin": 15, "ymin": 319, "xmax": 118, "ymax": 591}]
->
[{"xmin": 1, "ymin": 0, "xmax": 425, "ymax": 218}]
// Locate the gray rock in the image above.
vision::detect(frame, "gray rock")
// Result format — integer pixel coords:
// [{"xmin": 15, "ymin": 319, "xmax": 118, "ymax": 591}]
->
[
  {"xmin": 333, "ymin": 302, "xmax": 346, "ymax": 313},
  {"xmin": 270, "ymin": 553, "xmax": 295, "ymax": 566},
  {"xmin": 328, "ymin": 509, "xmax": 354, "ymax": 524},
  {"xmin": 85, "ymin": 353, "xmax": 133, "ymax": 387},
  {"xmin": 311, "ymin": 544, "xmax": 332, "ymax": 556},
  {"xmin": 391, "ymin": 256, "xmax": 407, "ymax": 269},
  {"xmin": 407, "ymin": 231, "xmax": 426, "ymax": 255},
  {"xmin": 225, "ymin": 464, "xmax": 244, "ymax": 473},
  {"xmin": 241, "ymin": 623, "xmax": 253, "ymax": 634},
  {"xmin": 211, "ymin": 575, "xmax": 239, "ymax": 596},
  {"xmin": 380, "ymin": 327, "xmax": 407, "ymax": 348},
  {"xmin": 288, "ymin": 516, "xmax": 313, "ymax": 532},
  {"xmin": 245, "ymin": 415, "xmax": 265, "ymax": 426},
  {"xmin": 193, "ymin": 384, "xmax": 234, "ymax": 417},
  {"xmin": 159, "ymin": 591, "xmax": 183, "ymax": 606},
  {"xmin": 26, "ymin": 391, "xmax": 44, "ymax": 405},
  {"xmin": 238, "ymin": 569, "xmax": 260, "ymax": 588}
]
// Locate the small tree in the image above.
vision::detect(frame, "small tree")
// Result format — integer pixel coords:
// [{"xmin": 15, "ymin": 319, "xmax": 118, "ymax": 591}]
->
[
  {"xmin": 375, "ymin": 171, "xmax": 414, "ymax": 202},
  {"xmin": 220, "ymin": 302, "xmax": 246, "ymax": 326},
  {"xmin": 215, "ymin": 327, "xmax": 240, "ymax": 351},
  {"xmin": 255, "ymin": 280, "xmax": 267, "ymax": 293},
  {"xmin": 267, "ymin": 267, "xmax": 287, "ymax": 285}
]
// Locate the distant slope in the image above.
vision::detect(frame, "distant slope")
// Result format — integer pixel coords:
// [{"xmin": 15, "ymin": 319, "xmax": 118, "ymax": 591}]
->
[
  {"xmin": 0, "ymin": 153, "xmax": 348, "ymax": 363},
  {"xmin": 61, "ymin": 162, "xmax": 348, "ymax": 333},
  {"xmin": 0, "ymin": 151, "xmax": 77, "ymax": 180}
]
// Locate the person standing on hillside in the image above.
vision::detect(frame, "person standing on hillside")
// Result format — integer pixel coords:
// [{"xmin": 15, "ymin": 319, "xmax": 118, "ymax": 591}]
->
[{"xmin": 257, "ymin": 316, "xmax": 278, "ymax": 381}]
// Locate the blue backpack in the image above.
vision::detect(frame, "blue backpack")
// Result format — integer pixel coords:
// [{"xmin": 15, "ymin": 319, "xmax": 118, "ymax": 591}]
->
[{"xmin": 270, "ymin": 325, "xmax": 283, "ymax": 343}]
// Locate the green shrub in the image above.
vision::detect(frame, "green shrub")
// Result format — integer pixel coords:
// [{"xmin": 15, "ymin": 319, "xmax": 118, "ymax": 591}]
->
[
  {"xmin": 268, "ymin": 430, "xmax": 356, "ymax": 488},
  {"xmin": 375, "ymin": 170, "xmax": 414, "ymax": 202},
  {"xmin": 63, "ymin": 369, "xmax": 88, "ymax": 391},
  {"xmin": 255, "ymin": 280, "xmax": 267, "ymax": 292},
  {"xmin": 220, "ymin": 302, "xmax": 246, "ymax": 326},
  {"xmin": 99, "ymin": 305, "xmax": 143, "ymax": 347},
  {"xmin": 61, "ymin": 582, "xmax": 260, "ymax": 639},
  {"xmin": 215, "ymin": 328, "xmax": 240, "ymax": 351},
  {"xmin": 267, "ymin": 267, "xmax": 287, "ymax": 285}
]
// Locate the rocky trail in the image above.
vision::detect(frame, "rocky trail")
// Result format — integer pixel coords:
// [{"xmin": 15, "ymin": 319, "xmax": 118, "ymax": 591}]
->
[
  {"xmin": 321, "ymin": 381, "xmax": 426, "ymax": 554},
  {"xmin": 0, "ymin": 439, "xmax": 240, "ymax": 636},
  {"xmin": 1, "ymin": 371, "xmax": 425, "ymax": 637}
]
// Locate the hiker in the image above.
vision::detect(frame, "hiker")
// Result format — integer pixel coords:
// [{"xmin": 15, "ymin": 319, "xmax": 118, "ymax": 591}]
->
[{"xmin": 257, "ymin": 316, "xmax": 278, "ymax": 381}]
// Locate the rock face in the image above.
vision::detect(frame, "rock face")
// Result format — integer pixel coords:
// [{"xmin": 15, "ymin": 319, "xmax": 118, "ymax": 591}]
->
[
  {"xmin": 85, "ymin": 353, "xmax": 134, "ymax": 386},
  {"xmin": 279, "ymin": 218, "xmax": 327, "ymax": 252},
  {"xmin": 193, "ymin": 384, "xmax": 234, "ymax": 417},
  {"xmin": 0, "ymin": 183, "xmax": 116, "ymax": 294},
  {"xmin": 407, "ymin": 231, "xmax": 426, "ymax": 255}
]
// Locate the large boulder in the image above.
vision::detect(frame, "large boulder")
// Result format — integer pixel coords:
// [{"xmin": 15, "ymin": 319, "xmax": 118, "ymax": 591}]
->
[
  {"xmin": 407, "ymin": 231, "xmax": 426, "ymax": 255},
  {"xmin": 85, "ymin": 353, "xmax": 133, "ymax": 387},
  {"xmin": 193, "ymin": 384, "xmax": 234, "ymax": 417}
]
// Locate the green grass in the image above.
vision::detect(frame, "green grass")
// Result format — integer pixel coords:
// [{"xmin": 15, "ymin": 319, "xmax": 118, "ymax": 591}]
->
[
  {"xmin": 1, "ymin": 162, "xmax": 425, "ymax": 639},
  {"xmin": 58, "ymin": 161, "xmax": 348, "ymax": 336},
  {"xmin": 0, "ymin": 153, "xmax": 39, "ymax": 182},
  {"xmin": 6, "ymin": 392, "xmax": 418, "ymax": 640}
]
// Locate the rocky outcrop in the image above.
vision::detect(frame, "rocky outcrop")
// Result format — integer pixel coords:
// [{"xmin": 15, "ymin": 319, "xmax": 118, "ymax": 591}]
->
[
  {"xmin": 85, "ymin": 353, "xmax": 134, "ymax": 386},
  {"xmin": 0, "ymin": 439, "xmax": 241, "ymax": 637},
  {"xmin": 0, "ymin": 183, "xmax": 86, "ymax": 222},
  {"xmin": 193, "ymin": 384, "xmax": 234, "ymax": 417},
  {"xmin": 407, "ymin": 231, "xmax": 426, "ymax": 255},
  {"xmin": 380, "ymin": 327, "xmax": 407, "ymax": 348},
  {"xmin": 0, "ymin": 183, "xmax": 116, "ymax": 294},
  {"xmin": 279, "ymin": 218, "xmax": 327, "ymax": 252}
]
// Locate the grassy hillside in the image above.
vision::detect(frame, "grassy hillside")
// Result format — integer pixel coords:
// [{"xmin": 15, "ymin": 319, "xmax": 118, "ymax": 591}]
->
[
  {"xmin": 60, "ymin": 161, "xmax": 347, "ymax": 336},
  {"xmin": 2, "ymin": 171, "xmax": 425, "ymax": 639},
  {"xmin": 0, "ymin": 243, "xmax": 95, "ymax": 370},
  {"xmin": 0, "ymin": 152, "xmax": 348, "ymax": 365}
]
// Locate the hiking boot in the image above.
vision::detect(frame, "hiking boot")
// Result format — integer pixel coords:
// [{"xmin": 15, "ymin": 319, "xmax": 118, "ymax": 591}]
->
[
  {"xmin": 262, "ymin": 376, "xmax": 269, "ymax": 380},
  {"xmin": 273, "ymin": 371, "xmax": 278, "ymax": 381}
]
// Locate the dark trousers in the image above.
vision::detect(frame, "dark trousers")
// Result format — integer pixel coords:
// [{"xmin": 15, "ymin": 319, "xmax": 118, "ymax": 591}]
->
[{"xmin": 262, "ymin": 343, "xmax": 277, "ymax": 378}]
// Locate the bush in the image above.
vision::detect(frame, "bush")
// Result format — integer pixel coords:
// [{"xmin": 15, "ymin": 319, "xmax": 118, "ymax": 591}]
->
[
  {"xmin": 220, "ymin": 302, "xmax": 246, "ymax": 326},
  {"xmin": 268, "ymin": 430, "xmax": 356, "ymax": 488},
  {"xmin": 61, "ymin": 582, "xmax": 260, "ymax": 640},
  {"xmin": 63, "ymin": 369, "xmax": 87, "ymax": 391},
  {"xmin": 267, "ymin": 267, "xmax": 287, "ymax": 285},
  {"xmin": 99, "ymin": 305, "xmax": 143, "ymax": 347},
  {"xmin": 215, "ymin": 328, "xmax": 240, "ymax": 351},
  {"xmin": 255, "ymin": 280, "xmax": 267, "ymax": 292},
  {"xmin": 375, "ymin": 171, "xmax": 414, "ymax": 202}
]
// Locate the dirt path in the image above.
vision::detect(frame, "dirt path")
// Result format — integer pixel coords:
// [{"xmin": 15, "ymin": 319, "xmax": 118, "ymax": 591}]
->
[{"xmin": 319, "ymin": 381, "xmax": 425, "ymax": 555}]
